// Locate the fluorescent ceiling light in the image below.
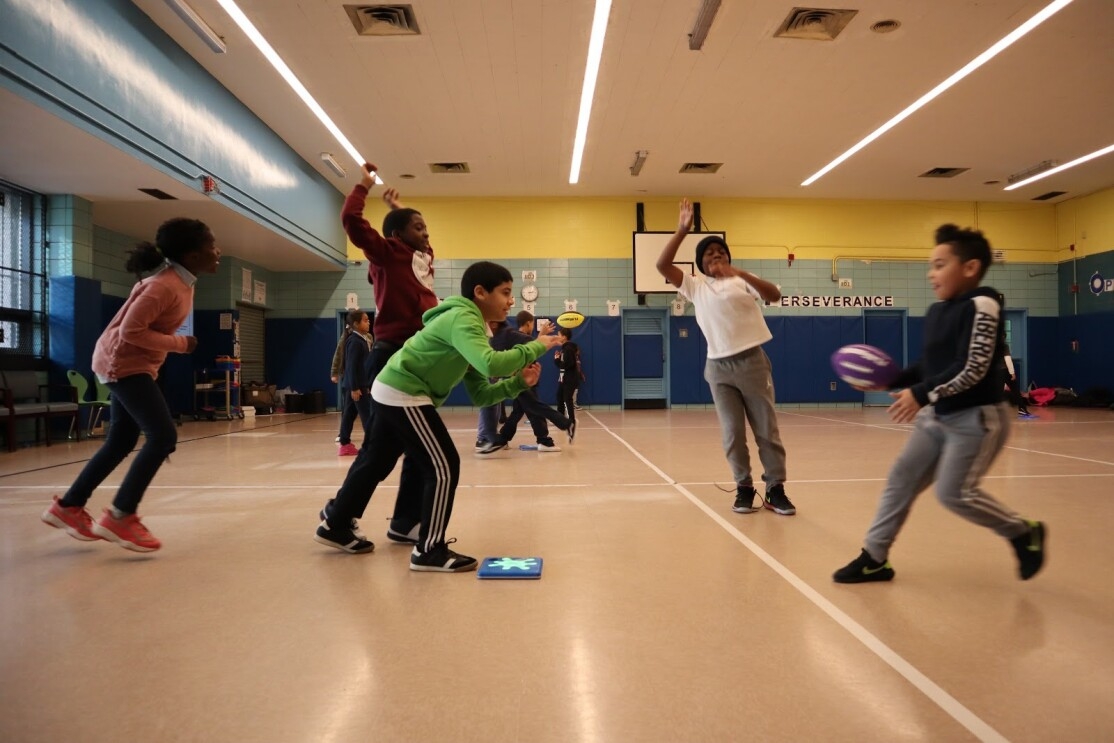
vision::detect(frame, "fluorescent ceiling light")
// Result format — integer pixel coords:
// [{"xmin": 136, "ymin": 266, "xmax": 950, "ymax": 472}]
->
[
  {"xmin": 163, "ymin": 0, "xmax": 226, "ymax": 53},
  {"xmin": 569, "ymin": 0, "xmax": 613, "ymax": 185},
  {"xmin": 630, "ymin": 150, "xmax": 649, "ymax": 176},
  {"xmin": 213, "ymin": 0, "xmax": 381, "ymax": 183},
  {"xmin": 320, "ymin": 152, "xmax": 347, "ymax": 178},
  {"xmin": 801, "ymin": 0, "xmax": 1074, "ymax": 187},
  {"xmin": 1004, "ymin": 143, "xmax": 1114, "ymax": 191},
  {"xmin": 688, "ymin": 0, "xmax": 722, "ymax": 51}
]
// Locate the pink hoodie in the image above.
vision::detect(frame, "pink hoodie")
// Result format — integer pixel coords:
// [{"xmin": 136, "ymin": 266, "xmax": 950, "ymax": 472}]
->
[{"xmin": 92, "ymin": 265, "xmax": 194, "ymax": 381}]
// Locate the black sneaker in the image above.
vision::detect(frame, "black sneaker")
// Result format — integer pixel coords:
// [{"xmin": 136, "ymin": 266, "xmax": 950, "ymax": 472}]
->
[
  {"xmin": 476, "ymin": 440, "xmax": 509, "ymax": 455},
  {"xmin": 732, "ymin": 485, "xmax": 758, "ymax": 514},
  {"xmin": 763, "ymin": 484, "xmax": 796, "ymax": 515},
  {"xmin": 833, "ymin": 549, "xmax": 895, "ymax": 583},
  {"xmin": 314, "ymin": 522, "xmax": 375, "ymax": 553},
  {"xmin": 474, "ymin": 439, "xmax": 487, "ymax": 453},
  {"xmin": 409, "ymin": 539, "xmax": 477, "ymax": 572},
  {"xmin": 386, "ymin": 521, "xmax": 420, "ymax": 545},
  {"xmin": 319, "ymin": 499, "xmax": 366, "ymax": 539},
  {"xmin": 567, "ymin": 420, "xmax": 577, "ymax": 444},
  {"xmin": 1010, "ymin": 520, "xmax": 1046, "ymax": 580}
]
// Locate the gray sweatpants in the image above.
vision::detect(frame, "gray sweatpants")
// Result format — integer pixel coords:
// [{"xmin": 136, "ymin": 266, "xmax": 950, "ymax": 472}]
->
[
  {"xmin": 864, "ymin": 402, "xmax": 1029, "ymax": 561},
  {"xmin": 705, "ymin": 346, "xmax": 787, "ymax": 489}
]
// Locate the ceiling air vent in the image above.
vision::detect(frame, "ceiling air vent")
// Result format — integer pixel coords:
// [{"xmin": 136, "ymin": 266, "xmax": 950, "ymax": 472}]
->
[
  {"xmin": 138, "ymin": 188, "xmax": 177, "ymax": 200},
  {"xmin": 919, "ymin": 167, "xmax": 969, "ymax": 178},
  {"xmin": 344, "ymin": 5, "xmax": 421, "ymax": 36},
  {"xmin": 1032, "ymin": 191, "xmax": 1067, "ymax": 201},
  {"xmin": 679, "ymin": 162, "xmax": 723, "ymax": 174},
  {"xmin": 428, "ymin": 162, "xmax": 471, "ymax": 174},
  {"xmin": 774, "ymin": 7, "xmax": 858, "ymax": 40}
]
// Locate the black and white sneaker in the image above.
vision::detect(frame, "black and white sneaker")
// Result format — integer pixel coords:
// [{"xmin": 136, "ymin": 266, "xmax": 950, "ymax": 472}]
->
[
  {"xmin": 763, "ymin": 484, "xmax": 796, "ymax": 515},
  {"xmin": 314, "ymin": 522, "xmax": 374, "ymax": 553},
  {"xmin": 386, "ymin": 522, "xmax": 420, "ymax": 545},
  {"xmin": 319, "ymin": 499, "xmax": 366, "ymax": 539},
  {"xmin": 474, "ymin": 438, "xmax": 487, "ymax": 453},
  {"xmin": 567, "ymin": 420, "xmax": 577, "ymax": 444},
  {"xmin": 409, "ymin": 539, "xmax": 477, "ymax": 572},
  {"xmin": 475, "ymin": 440, "xmax": 509, "ymax": 455},
  {"xmin": 732, "ymin": 485, "xmax": 759, "ymax": 514}
]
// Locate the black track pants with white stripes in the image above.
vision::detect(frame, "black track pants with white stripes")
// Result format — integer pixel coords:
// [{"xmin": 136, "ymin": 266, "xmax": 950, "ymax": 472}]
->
[{"xmin": 329, "ymin": 401, "xmax": 460, "ymax": 553}]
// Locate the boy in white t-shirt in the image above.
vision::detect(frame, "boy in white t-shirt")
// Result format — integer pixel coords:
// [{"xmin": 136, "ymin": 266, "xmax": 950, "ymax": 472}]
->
[{"xmin": 655, "ymin": 198, "xmax": 795, "ymax": 516}]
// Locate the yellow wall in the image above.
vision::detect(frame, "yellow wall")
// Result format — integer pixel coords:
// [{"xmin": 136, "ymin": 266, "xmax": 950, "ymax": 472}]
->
[
  {"xmin": 346, "ymin": 189, "xmax": 1114, "ymax": 264},
  {"xmin": 1055, "ymin": 187, "xmax": 1114, "ymax": 258}
]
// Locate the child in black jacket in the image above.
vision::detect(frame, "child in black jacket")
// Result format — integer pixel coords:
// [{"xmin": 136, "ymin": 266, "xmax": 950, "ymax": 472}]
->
[{"xmin": 833, "ymin": 224, "xmax": 1046, "ymax": 584}]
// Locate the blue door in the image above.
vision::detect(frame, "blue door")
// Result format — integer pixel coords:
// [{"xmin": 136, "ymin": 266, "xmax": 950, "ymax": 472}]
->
[
  {"xmin": 863, "ymin": 310, "xmax": 906, "ymax": 406},
  {"xmin": 1004, "ymin": 309, "xmax": 1028, "ymax": 388},
  {"xmin": 622, "ymin": 308, "xmax": 668, "ymax": 409}
]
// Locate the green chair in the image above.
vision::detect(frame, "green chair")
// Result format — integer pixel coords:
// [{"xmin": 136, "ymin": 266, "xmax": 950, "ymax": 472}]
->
[
  {"xmin": 91, "ymin": 376, "xmax": 112, "ymax": 435},
  {"xmin": 66, "ymin": 370, "xmax": 111, "ymax": 439}
]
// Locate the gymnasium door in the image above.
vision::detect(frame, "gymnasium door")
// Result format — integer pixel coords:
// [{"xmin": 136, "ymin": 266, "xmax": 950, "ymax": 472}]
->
[
  {"xmin": 1004, "ymin": 309, "xmax": 1028, "ymax": 387},
  {"xmin": 863, "ymin": 309, "xmax": 906, "ymax": 406},
  {"xmin": 622, "ymin": 308, "xmax": 667, "ymax": 409},
  {"xmin": 237, "ymin": 305, "xmax": 266, "ymax": 385}
]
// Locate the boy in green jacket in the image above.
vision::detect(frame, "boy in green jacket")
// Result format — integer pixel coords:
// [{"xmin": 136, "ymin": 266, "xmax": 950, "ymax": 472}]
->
[{"xmin": 315, "ymin": 261, "xmax": 563, "ymax": 572}]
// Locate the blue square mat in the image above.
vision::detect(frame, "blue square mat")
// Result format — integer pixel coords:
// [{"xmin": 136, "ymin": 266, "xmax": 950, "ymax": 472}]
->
[{"xmin": 478, "ymin": 556, "xmax": 543, "ymax": 579}]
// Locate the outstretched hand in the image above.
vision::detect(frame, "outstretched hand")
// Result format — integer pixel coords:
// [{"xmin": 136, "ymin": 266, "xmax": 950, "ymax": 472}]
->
[
  {"xmin": 381, "ymin": 187, "xmax": 403, "ymax": 209},
  {"xmin": 361, "ymin": 163, "xmax": 377, "ymax": 189},
  {"xmin": 888, "ymin": 388, "xmax": 922, "ymax": 423},
  {"xmin": 521, "ymin": 362, "xmax": 542, "ymax": 387},
  {"xmin": 535, "ymin": 333, "xmax": 564, "ymax": 351},
  {"xmin": 678, "ymin": 198, "xmax": 693, "ymax": 232}
]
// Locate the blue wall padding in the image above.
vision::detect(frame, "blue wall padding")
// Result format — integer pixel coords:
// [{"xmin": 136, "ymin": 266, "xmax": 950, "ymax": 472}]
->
[{"xmin": 266, "ymin": 318, "xmax": 336, "ymax": 401}]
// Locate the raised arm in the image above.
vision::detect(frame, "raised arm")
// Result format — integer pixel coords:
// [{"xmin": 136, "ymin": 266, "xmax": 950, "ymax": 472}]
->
[
  {"xmin": 381, "ymin": 187, "xmax": 404, "ymax": 210},
  {"xmin": 655, "ymin": 198, "xmax": 693, "ymax": 289}
]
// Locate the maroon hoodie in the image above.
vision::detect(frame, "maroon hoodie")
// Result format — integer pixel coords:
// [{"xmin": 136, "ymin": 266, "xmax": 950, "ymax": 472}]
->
[{"xmin": 341, "ymin": 185, "xmax": 438, "ymax": 346}]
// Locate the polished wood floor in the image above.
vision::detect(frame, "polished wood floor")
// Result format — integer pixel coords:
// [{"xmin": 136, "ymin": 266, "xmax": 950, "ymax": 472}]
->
[{"xmin": 2, "ymin": 405, "xmax": 1112, "ymax": 743}]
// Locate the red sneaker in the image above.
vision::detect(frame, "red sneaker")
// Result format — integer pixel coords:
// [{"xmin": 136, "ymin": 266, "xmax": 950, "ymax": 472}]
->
[
  {"xmin": 92, "ymin": 510, "xmax": 161, "ymax": 552},
  {"xmin": 337, "ymin": 443, "xmax": 359, "ymax": 456},
  {"xmin": 41, "ymin": 496, "xmax": 101, "ymax": 541}
]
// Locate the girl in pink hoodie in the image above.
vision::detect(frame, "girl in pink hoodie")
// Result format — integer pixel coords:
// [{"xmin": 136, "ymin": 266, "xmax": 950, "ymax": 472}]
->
[{"xmin": 42, "ymin": 218, "xmax": 220, "ymax": 552}]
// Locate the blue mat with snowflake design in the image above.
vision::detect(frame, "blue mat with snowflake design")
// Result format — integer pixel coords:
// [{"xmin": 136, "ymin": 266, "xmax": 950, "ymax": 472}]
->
[{"xmin": 477, "ymin": 557, "xmax": 543, "ymax": 579}]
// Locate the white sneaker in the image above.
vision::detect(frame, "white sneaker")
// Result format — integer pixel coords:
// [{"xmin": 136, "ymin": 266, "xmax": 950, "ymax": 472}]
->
[{"xmin": 538, "ymin": 442, "xmax": 562, "ymax": 452}]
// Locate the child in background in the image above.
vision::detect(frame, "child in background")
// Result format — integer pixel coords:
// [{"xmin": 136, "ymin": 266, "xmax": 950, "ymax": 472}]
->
[
  {"xmin": 315, "ymin": 262, "xmax": 563, "ymax": 571},
  {"xmin": 336, "ymin": 309, "xmax": 373, "ymax": 455},
  {"xmin": 478, "ymin": 310, "xmax": 571, "ymax": 453},
  {"xmin": 319, "ymin": 164, "xmax": 439, "ymax": 543},
  {"xmin": 41, "ymin": 218, "xmax": 220, "ymax": 552},
  {"xmin": 553, "ymin": 327, "xmax": 579, "ymax": 443},
  {"xmin": 832, "ymin": 224, "xmax": 1046, "ymax": 583},
  {"xmin": 330, "ymin": 331, "xmax": 345, "ymax": 442},
  {"xmin": 475, "ymin": 321, "xmax": 507, "ymax": 453}
]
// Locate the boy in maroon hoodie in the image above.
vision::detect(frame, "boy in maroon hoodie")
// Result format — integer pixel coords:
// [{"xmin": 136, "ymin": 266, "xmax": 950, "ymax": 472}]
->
[{"xmin": 320, "ymin": 164, "xmax": 439, "ymax": 544}]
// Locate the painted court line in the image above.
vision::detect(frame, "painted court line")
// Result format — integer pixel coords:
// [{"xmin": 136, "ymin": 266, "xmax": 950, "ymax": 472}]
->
[
  {"xmin": 787, "ymin": 411, "xmax": 1114, "ymax": 467},
  {"xmin": 585, "ymin": 411, "xmax": 1010, "ymax": 743}
]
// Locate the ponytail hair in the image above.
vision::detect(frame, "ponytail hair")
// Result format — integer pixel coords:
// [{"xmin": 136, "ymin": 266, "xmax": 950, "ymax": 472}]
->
[
  {"xmin": 125, "ymin": 218, "xmax": 211, "ymax": 277},
  {"xmin": 342, "ymin": 309, "xmax": 367, "ymax": 344}
]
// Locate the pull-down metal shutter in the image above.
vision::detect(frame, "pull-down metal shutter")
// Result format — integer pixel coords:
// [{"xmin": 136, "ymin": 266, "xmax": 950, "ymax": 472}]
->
[{"xmin": 237, "ymin": 305, "xmax": 265, "ymax": 385}]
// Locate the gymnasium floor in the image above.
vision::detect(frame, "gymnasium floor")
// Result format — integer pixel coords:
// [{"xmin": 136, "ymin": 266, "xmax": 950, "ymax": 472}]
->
[{"xmin": 1, "ymin": 405, "xmax": 1111, "ymax": 743}]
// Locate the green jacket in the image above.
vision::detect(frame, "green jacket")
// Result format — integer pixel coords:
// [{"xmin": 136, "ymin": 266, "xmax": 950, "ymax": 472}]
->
[{"xmin": 376, "ymin": 296, "xmax": 546, "ymax": 407}]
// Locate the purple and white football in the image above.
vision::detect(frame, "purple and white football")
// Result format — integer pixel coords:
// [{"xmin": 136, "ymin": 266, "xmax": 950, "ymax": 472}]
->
[{"xmin": 831, "ymin": 344, "xmax": 898, "ymax": 390}]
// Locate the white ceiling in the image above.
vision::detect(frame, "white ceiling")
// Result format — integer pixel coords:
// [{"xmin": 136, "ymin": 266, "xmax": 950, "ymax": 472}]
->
[{"xmin": 3, "ymin": 0, "xmax": 1113, "ymax": 270}]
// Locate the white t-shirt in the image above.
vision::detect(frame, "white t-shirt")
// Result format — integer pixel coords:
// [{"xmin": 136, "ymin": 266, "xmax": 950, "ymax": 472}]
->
[{"xmin": 678, "ymin": 273, "xmax": 773, "ymax": 359}]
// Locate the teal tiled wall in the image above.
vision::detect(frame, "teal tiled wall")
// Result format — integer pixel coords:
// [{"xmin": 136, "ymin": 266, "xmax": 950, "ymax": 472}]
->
[{"xmin": 264, "ymin": 256, "xmax": 1059, "ymax": 320}]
